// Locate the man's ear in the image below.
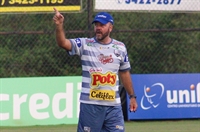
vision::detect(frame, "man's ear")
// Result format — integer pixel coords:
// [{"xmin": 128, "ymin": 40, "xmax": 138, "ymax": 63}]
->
[{"xmin": 109, "ymin": 24, "xmax": 113, "ymax": 32}]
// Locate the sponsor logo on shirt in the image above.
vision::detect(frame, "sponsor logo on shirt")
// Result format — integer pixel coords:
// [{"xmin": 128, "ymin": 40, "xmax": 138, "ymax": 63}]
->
[
  {"xmin": 98, "ymin": 54, "xmax": 113, "ymax": 64},
  {"xmin": 89, "ymin": 89, "xmax": 115, "ymax": 101},
  {"xmin": 113, "ymin": 41, "xmax": 125, "ymax": 46},
  {"xmin": 114, "ymin": 49, "xmax": 121, "ymax": 57},
  {"xmin": 89, "ymin": 68, "xmax": 103, "ymax": 73},
  {"xmin": 99, "ymin": 46, "xmax": 109, "ymax": 49},
  {"xmin": 86, "ymin": 39, "xmax": 95, "ymax": 43},
  {"xmin": 91, "ymin": 72, "xmax": 116, "ymax": 87},
  {"xmin": 75, "ymin": 38, "xmax": 81, "ymax": 47},
  {"xmin": 87, "ymin": 43, "xmax": 93, "ymax": 46},
  {"xmin": 112, "ymin": 44, "xmax": 121, "ymax": 49},
  {"xmin": 124, "ymin": 54, "xmax": 129, "ymax": 62}
]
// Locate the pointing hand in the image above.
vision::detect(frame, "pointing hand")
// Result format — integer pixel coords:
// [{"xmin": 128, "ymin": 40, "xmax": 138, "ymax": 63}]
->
[{"xmin": 53, "ymin": 8, "xmax": 64, "ymax": 25}]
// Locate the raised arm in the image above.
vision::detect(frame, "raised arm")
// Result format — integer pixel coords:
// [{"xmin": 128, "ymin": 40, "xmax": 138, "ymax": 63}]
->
[
  {"xmin": 119, "ymin": 70, "xmax": 138, "ymax": 112},
  {"xmin": 53, "ymin": 8, "xmax": 72, "ymax": 51}
]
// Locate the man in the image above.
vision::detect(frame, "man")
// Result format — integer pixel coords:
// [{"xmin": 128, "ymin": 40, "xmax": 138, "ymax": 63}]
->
[{"xmin": 53, "ymin": 8, "xmax": 138, "ymax": 132}]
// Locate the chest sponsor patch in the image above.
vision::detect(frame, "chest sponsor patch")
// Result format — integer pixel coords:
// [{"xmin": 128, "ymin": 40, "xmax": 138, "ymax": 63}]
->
[
  {"xmin": 91, "ymin": 72, "xmax": 117, "ymax": 87},
  {"xmin": 89, "ymin": 89, "xmax": 115, "ymax": 101}
]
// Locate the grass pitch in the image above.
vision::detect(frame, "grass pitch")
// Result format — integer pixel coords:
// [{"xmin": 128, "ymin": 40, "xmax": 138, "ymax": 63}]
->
[{"xmin": 0, "ymin": 119, "xmax": 200, "ymax": 132}]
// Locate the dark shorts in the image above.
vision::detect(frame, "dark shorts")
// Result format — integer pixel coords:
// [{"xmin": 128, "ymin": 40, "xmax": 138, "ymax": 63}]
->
[{"xmin": 77, "ymin": 103, "xmax": 125, "ymax": 132}]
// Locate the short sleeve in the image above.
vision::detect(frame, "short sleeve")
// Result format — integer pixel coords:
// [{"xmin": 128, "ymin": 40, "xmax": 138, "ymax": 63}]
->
[
  {"xmin": 68, "ymin": 38, "xmax": 86, "ymax": 56},
  {"xmin": 119, "ymin": 46, "xmax": 131, "ymax": 71}
]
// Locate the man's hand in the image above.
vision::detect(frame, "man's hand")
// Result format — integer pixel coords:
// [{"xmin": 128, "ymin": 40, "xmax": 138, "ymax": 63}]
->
[
  {"xmin": 130, "ymin": 98, "xmax": 138, "ymax": 112},
  {"xmin": 53, "ymin": 8, "xmax": 64, "ymax": 25}
]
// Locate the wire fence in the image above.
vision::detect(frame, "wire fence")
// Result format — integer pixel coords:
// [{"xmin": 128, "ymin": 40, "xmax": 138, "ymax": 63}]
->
[{"xmin": 0, "ymin": 0, "xmax": 200, "ymax": 78}]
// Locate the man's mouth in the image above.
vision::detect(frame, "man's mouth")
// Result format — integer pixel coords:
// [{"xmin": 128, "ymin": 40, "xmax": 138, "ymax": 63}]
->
[{"xmin": 96, "ymin": 31, "xmax": 102, "ymax": 35}]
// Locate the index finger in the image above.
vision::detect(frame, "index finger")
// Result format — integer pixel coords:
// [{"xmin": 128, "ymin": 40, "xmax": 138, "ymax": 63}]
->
[{"xmin": 53, "ymin": 7, "xmax": 59, "ymax": 13}]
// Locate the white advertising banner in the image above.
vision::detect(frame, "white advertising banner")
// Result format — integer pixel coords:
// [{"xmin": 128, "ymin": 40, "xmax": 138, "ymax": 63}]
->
[{"xmin": 94, "ymin": 0, "xmax": 200, "ymax": 12}]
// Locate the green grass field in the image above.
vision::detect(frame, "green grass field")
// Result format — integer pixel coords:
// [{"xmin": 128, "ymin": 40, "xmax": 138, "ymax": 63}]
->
[{"xmin": 0, "ymin": 119, "xmax": 200, "ymax": 132}]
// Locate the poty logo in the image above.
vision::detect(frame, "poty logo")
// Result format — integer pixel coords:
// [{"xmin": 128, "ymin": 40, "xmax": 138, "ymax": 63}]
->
[
  {"xmin": 141, "ymin": 83, "xmax": 164, "ymax": 110},
  {"xmin": 91, "ymin": 72, "xmax": 116, "ymax": 87}
]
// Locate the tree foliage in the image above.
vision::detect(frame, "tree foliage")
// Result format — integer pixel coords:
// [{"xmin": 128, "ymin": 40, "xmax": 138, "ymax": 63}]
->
[{"xmin": 0, "ymin": 4, "xmax": 200, "ymax": 77}]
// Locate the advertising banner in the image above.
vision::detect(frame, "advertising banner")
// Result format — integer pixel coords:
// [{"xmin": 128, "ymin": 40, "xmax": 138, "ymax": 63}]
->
[
  {"xmin": 0, "ymin": 76, "xmax": 82, "ymax": 126},
  {"xmin": 95, "ymin": 0, "xmax": 200, "ymax": 12},
  {"xmin": 127, "ymin": 74, "xmax": 200, "ymax": 120},
  {"xmin": 0, "ymin": 0, "xmax": 81, "ymax": 13}
]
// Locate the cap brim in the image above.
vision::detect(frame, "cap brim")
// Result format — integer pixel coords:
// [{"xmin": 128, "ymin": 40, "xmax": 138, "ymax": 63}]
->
[{"xmin": 92, "ymin": 19, "xmax": 108, "ymax": 25}]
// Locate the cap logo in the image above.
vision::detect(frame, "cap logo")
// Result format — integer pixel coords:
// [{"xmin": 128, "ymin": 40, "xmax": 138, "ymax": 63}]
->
[
  {"xmin": 92, "ymin": 12, "xmax": 114, "ymax": 25},
  {"xmin": 97, "ymin": 15, "xmax": 107, "ymax": 18}
]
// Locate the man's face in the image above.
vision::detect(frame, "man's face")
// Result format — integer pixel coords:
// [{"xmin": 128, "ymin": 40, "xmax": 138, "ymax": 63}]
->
[{"xmin": 94, "ymin": 22, "xmax": 113, "ymax": 41}]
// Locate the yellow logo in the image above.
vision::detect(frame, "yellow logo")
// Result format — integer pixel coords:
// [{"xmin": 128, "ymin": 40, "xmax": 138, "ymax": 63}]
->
[
  {"xmin": 89, "ymin": 89, "xmax": 115, "ymax": 101},
  {"xmin": 91, "ymin": 72, "xmax": 116, "ymax": 87}
]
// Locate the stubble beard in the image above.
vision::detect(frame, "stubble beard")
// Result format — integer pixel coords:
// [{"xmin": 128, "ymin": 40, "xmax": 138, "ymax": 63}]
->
[{"xmin": 95, "ymin": 29, "xmax": 110, "ymax": 42}]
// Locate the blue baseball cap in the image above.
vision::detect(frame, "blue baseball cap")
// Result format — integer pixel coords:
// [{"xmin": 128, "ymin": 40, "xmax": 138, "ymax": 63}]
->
[{"xmin": 92, "ymin": 12, "xmax": 114, "ymax": 25}]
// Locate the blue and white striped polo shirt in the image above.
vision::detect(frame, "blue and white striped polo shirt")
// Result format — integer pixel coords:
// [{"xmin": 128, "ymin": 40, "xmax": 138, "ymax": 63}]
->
[{"xmin": 68, "ymin": 37, "xmax": 131, "ymax": 106}]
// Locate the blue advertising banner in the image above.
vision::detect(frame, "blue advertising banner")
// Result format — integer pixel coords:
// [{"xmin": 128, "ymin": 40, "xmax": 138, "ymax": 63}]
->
[{"xmin": 127, "ymin": 74, "xmax": 200, "ymax": 120}]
